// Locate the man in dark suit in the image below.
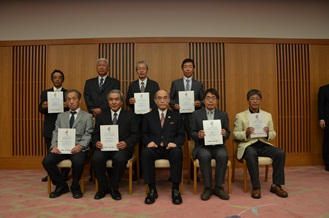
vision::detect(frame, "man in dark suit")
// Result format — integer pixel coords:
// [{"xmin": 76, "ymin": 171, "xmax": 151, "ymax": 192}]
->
[
  {"xmin": 42, "ymin": 90, "xmax": 93, "ymax": 199},
  {"xmin": 92, "ymin": 90, "xmax": 139, "ymax": 200},
  {"xmin": 318, "ymin": 84, "xmax": 329, "ymax": 171},
  {"xmin": 126, "ymin": 60, "xmax": 160, "ymax": 179},
  {"xmin": 84, "ymin": 58, "xmax": 120, "ymax": 117},
  {"xmin": 169, "ymin": 58, "xmax": 204, "ymax": 181},
  {"xmin": 191, "ymin": 88, "xmax": 230, "ymax": 201},
  {"xmin": 38, "ymin": 69, "xmax": 68, "ymax": 182},
  {"xmin": 142, "ymin": 90, "xmax": 185, "ymax": 205}
]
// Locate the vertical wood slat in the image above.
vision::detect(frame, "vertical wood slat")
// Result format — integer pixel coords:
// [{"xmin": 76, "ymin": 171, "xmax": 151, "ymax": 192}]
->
[
  {"xmin": 276, "ymin": 44, "xmax": 310, "ymax": 154},
  {"xmin": 188, "ymin": 42, "xmax": 225, "ymax": 110},
  {"xmin": 12, "ymin": 45, "xmax": 46, "ymax": 157},
  {"xmin": 98, "ymin": 43, "xmax": 135, "ymax": 110}
]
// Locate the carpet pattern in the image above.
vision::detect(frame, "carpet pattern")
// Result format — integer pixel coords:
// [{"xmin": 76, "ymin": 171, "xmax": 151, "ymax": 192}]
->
[{"xmin": 0, "ymin": 166, "xmax": 329, "ymax": 218}]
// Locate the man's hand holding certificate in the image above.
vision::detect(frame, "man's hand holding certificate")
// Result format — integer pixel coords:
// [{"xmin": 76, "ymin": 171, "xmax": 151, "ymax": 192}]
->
[
  {"xmin": 47, "ymin": 91, "xmax": 64, "ymax": 113},
  {"xmin": 178, "ymin": 91, "xmax": 195, "ymax": 113},
  {"xmin": 249, "ymin": 113, "xmax": 267, "ymax": 138},
  {"xmin": 203, "ymin": 120, "xmax": 223, "ymax": 145},
  {"xmin": 57, "ymin": 128, "xmax": 76, "ymax": 154},
  {"xmin": 100, "ymin": 125, "xmax": 119, "ymax": 151}
]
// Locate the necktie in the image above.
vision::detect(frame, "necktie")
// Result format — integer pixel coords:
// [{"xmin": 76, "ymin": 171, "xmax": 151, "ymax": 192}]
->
[
  {"xmin": 55, "ymin": 89, "xmax": 59, "ymax": 92},
  {"xmin": 207, "ymin": 111, "xmax": 213, "ymax": 120},
  {"xmin": 99, "ymin": 78, "xmax": 104, "ymax": 90},
  {"xmin": 112, "ymin": 112, "xmax": 118, "ymax": 124},
  {"xmin": 70, "ymin": 111, "xmax": 76, "ymax": 128},
  {"xmin": 141, "ymin": 82, "xmax": 145, "ymax": 92},
  {"xmin": 186, "ymin": 79, "xmax": 190, "ymax": 91},
  {"xmin": 160, "ymin": 112, "xmax": 165, "ymax": 128}
]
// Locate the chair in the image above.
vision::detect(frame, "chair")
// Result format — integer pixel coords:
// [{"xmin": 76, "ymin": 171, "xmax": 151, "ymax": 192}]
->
[
  {"xmin": 94, "ymin": 144, "xmax": 140, "ymax": 195},
  {"xmin": 145, "ymin": 159, "xmax": 184, "ymax": 195},
  {"xmin": 187, "ymin": 140, "xmax": 232, "ymax": 195},
  {"xmin": 47, "ymin": 159, "xmax": 84, "ymax": 194},
  {"xmin": 232, "ymin": 140, "xmax": 273, "ymax": 193}
]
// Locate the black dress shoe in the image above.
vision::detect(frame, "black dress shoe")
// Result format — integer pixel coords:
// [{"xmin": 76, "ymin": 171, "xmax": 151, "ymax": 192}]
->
[
  {"xmin": 72, "ymin": 190, "xmax": 83, "ymax": 199},
  {"xmin": 145, "ymin": 189, "xmax": 158, "ymax": 204},
  {"xmin": 41, "ymin": 176, "xmax": 48, "ymax": 182},
  {"xmin": 94, "ymin": 190, "xmax": 108, "ymax": 200},
  {"xmin": 171, "ymin": 189, "xmax": 183, "ymax": 205},
  {"xmin": 109, "ymin": 188, "xmax": 122, "ymax": 200},
  {"xmin": 49, "ymin": 186, "xmax": 69, "ymax": 198}
]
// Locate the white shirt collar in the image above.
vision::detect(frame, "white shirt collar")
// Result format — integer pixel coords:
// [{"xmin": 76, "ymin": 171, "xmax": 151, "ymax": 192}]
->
[
  {"xmin": 53, "ymin": 87, "xmax": 62, "ymax": 91},
  {"xmin": 111, "ymin": 108, "xmax": 122, "ymax": 117},
  {"xmin": 158, "ymin": 108, "xmax": 167, "ymax": 118}
]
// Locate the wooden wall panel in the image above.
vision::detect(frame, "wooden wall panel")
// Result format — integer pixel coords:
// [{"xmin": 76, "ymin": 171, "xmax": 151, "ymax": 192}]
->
[{"xmin": 0, "ymin": 47, "xmax": 13, "ymax": 157}]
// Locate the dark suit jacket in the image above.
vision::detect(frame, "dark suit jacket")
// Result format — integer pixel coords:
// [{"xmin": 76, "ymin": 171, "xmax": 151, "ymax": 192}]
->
[
  {"xmin": 92, "ymin": 108, "xmax": 139, "ymax": 154},
  {"xmin": 126, "ymin": 78, "xmax": 160, "ymax": 112},
  {"xmin": 169, "ymin": 77, "xmax": 204, "ymax": 111},
  {"xmin": 38, "ymin": 87, "xmax": 68, "ymax": 138},
  {"xmin": 190, "ymin": 108, "xmax": 230, "ymax": 159},
  {"xmin": 142, "ymin": 109, "xmax": 185, "ymax": 149},
  {"xmin": 51, "ymin": 109, "xmax": 93, "ymax": 151},
  {"xmin": 318, "ymin": 84, "xmax": 329, "ymax": 121},
  {"xmin": 83, "ymin": 76, "xmax": 120, "ymax": 113}
]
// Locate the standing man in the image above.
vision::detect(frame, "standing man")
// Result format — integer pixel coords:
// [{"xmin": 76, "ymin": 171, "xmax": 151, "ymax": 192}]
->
[
  {"xmin": 92, "ymin": 90, "xmax": 139, "ymax": 200},
  {"xmin": 38, "ymin": 69, "xmax": 68, "ymax": 182},
  {"xmin": 84, "ymin": 58, "xmax": 120, "ymax": 117},
  {"xmin": 142, "ymin": 90, "xmax": 185, "ymax": 205},
  {"xmin": 169, "ymin": 58, "xmax": 204, "ymax": 181},
  {"xmin": 42, "ymin": 90, "xmax": 93, "ymax": 199},
  {"xmin": 318, "ymin": 84, "xmax": 329, "ymax": 171},
  {"xmin": 126, "ymin": 60, "xmax": 160, "ymax": 179},
  {"xmin": 232, "ymin": 89, "xmax": 288, "ymax": 199},
  {"xmin": 190, "ymin": 88, "xmax": 230, "ymax": 201}
]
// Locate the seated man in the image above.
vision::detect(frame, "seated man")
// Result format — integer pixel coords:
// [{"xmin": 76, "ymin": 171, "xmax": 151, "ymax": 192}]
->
[
  {"xmin": 92, "ymin": 90, "xmax": 139, "ymax": 200},
  {"xmin": 42, "ymin": 90, "xmax": 93, "ymax": 199},
  {"xmin": 141, "ymin": 90, "xmax": 185, "ymax": 205},
  {"xmin": 232, "ymin": 89, "xmax": 288, "ymax": 199},
  {"xmin": 190, "ymin": 88, "xmax": 230, "ymax": 201}
]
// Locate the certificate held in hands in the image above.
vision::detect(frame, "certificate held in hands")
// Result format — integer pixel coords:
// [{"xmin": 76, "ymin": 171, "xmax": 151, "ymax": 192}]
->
[
  {"xmin": 58, "ymin": 128, "xmax": 76, "ymax": 154},
  {"xmin": 178, "ymin": 91, "xmax": 195, "ymax": 113},
  {"xmin": 47, "ymin": 91, "xmax": 64, "ymax": 113},
  {"xmin": 100, "ymin": 125, "xmax": 119, "ymax": 151},
  {"xmin": 134, "ymin": 93, "xmax": 150, "ymax": 114},
  {"xmin": 203, "ymin": 120, "xmax": 223, "ymax": 145},
  {"xmin": 249, "ymin": 113, "xmax": 267, "ymax": 138}
]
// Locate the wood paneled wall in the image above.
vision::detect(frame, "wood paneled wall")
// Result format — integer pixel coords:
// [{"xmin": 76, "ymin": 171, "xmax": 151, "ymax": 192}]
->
[{"xmin": 0, "ymin": 38, "xmax": 328, "ymax": 169}]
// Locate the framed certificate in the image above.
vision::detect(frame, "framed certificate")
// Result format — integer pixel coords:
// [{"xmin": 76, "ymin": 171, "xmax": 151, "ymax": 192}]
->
[
  {"xmin": 249, "ymin": 113, "xmax": 267, "ymax": 138},
  {"xmin": 100, "ymin": 125, "xmax": 119, "ymax": 151},
  {"xmin": 47, "ymin": 91, "xmax": 64, "ymax": 113},
  {"xmin": 178, "ymin": 91, "xmax": 195, "ymax": 113},
  {"xmin": 57, "ymin": 128, "xmax": 76, "ymax": 154},
  {"xmin": 203, "ymin": 120, "xmax": 223, "ymax": 145},
  {"xmin": 134, "ymin": 92, "xmax": 150, "ymax": 114}
]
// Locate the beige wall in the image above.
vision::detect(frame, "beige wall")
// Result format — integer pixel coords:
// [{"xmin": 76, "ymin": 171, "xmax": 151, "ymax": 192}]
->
[{"xmin": 0, "ymin": 0, "xmax": 328, "ymax": 41}]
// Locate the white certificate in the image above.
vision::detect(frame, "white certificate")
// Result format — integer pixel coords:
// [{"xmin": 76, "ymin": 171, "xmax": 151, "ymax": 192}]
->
[
  {"xmin": 100, "ymin": 125, "xmax": 119, "ymax": 151},
  {"xmin": 57, "ymin": 128, "xmax": 76, "ymax": 154},
  {"xmin": 203, "ymin": 120, "xmax": 223, "ymax": 145},
  {"xmin": 134, "ymin": 92, "xmax": 150, "ymax": 114},
  {"xmin": 249, "ymin": 113, "xmax": 267, "ymax": 138},
  {"xmin": 47, "ymin": 91, "xmax": 64, "ymax": 113},
  {"xmin": 178, "ymin": 91, "xmax": 195, "ymax": 113}
]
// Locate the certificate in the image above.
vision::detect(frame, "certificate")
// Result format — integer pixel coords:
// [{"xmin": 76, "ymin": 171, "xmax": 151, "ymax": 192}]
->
[
  {"xmin": 249, "ymin": 113, "xmax": 267, "ymax": 138},
  {"xmin": 57, "ymin": 128, "xmax": 76, "ymax": 154},
  {"xmin": 203, "ymin": 120, "xmax": 223, "ymax": 145},
  {"xmin": 47, "ymin": 91, "xmax": 64, "ymax": 113},
  {"xmin": 100, "ymin": 125, "xmax": 119, "ymax": 151},
  {"xmin": 178, "ymin": 91, "xmax": 195, "ymax": 113},
  {"xmin": 134, "ymin": 92, "xmax": 150, "ymax": 114}
]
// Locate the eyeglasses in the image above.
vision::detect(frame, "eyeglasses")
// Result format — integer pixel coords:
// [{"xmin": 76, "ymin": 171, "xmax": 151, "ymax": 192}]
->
[
  {"xmin": 205, "ymin": 96, "xmax": 218, "ymax": 101},
  {"xmin": 249, "ymin": 98, "xmax": 261, "ymax": 101},
  {"xmin": 156, "ymin": 96, "xmax": 168, "ymax": 101},
  {"xmin": 137, "ymin": 68, "xmax": 147, "ymax": 71}
]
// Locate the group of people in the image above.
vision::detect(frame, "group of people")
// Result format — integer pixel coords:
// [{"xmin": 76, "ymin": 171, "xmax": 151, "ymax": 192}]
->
[{"xmin": 40, "ymin": 57, "xmax": 291, "ymax": 205}]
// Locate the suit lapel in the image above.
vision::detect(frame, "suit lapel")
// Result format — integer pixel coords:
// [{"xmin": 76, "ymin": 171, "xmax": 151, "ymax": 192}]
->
[{"xmin": 72, "ymin": 111, "xmax": 83, "ymax": 128}]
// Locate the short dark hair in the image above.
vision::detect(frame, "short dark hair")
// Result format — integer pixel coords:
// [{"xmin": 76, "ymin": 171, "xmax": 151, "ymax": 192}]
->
[
  {"xmin": 204, "ymin": 88, "xmax": 219, "ymax": 99},
  {"xmin": 181, "ymin": 58, "xmax": 195, "ymax": 69},
  {"xmin": 65, "ymin": 90, "xmax": 81, "ymax": 100},
  {"xmin": 247, "ymin": 89, "xmax": 262, "ymax": 100},
  {"xmin": 51, "ymin": 69, "xmax": 64, "ymax": 81}
]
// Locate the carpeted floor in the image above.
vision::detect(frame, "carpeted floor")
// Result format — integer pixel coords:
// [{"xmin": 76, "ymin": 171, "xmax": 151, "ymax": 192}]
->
[{"xmin": 0, "ymin": 166, "xmax": 329, "ymax": 218}]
